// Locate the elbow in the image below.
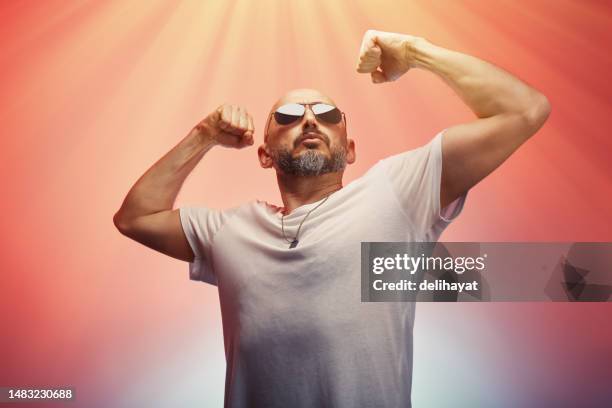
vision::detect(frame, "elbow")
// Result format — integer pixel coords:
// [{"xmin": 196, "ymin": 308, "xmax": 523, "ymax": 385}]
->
[
  {"xmin": 523, "ymin": 92, "xmax": 551, "ymax": 132},
  {"xmin": 113, "ymin": 211, "xmax": 132, "ymax": 235}
]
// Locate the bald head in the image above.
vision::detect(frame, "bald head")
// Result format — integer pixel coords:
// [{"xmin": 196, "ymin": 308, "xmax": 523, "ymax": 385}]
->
[
  {"xmin": 266, "ymin": 88, "xmax": 338, "ymax": 141},
  {"xmin": 270, "ymin": 88, "xmax": 337, "ymax": 115},
  {"xmin": 258, "ymin": 87, "xmax": 355, "ymax": 175}
]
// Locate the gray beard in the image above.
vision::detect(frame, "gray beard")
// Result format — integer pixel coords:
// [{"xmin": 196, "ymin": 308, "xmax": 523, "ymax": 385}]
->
[{"xmin": 271, "ymin": 147, "xmax": 347, "ymax": 176}]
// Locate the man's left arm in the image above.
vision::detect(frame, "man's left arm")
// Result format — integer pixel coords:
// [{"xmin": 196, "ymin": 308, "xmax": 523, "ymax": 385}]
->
[{"xmin": 356, "ymin": 30, "xmax": 551, "ymax": 209}]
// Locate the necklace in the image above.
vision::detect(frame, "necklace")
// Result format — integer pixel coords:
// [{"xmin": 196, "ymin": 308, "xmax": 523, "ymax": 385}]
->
[{"xmin": 281, "ymin": 193, "xmax": 333, "ymax": 249}]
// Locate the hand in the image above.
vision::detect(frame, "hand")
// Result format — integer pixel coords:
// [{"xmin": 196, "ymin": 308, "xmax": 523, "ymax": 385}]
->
[
  {"xmin": 356, "ymin": 30, "xmax": 422, "ymax": 83},
  {"xmin": 195, "ymin": 103, "xmax": 255, "ymax": 148}
]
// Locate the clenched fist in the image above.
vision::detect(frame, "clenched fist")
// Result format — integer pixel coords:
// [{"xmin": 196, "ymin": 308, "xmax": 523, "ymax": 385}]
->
[
  {"xmin": 356, "ymin": 30, "xmax": 423, "ymax": 83},
  {"xmin": 195, "ymin": 103, "xmax": 255, "ymax": 148}
]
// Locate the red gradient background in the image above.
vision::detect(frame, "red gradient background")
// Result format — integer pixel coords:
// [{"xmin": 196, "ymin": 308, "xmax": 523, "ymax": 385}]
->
[{"xmin": 1, "ymin": 1, "xmax": 611, "ymax": 407}]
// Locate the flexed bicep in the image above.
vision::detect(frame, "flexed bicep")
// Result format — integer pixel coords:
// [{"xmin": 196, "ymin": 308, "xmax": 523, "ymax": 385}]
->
[
  {"xmin": 440, "ymin": 103, "xmax": 550, "ymax": 208},
  {"xmin": 114, "ymin": 209, "xmax": 195, "ymax": 262}
]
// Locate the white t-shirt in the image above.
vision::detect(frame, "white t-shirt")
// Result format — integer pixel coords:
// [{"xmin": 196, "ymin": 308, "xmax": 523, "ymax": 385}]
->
[{"xmin": 180, "ymin": 130, "xmax": 467, "ymax": 408}]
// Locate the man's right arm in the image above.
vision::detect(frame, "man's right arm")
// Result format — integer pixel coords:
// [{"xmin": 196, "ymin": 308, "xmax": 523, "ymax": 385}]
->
[{"xmin": 112, "ymin": 104, "xmax": 254, "ymax": 262}]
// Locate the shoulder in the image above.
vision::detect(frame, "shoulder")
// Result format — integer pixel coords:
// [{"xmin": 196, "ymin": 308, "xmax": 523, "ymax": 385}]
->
[
  {"xmin": 379, "ymin": 131, "xmax": 444, "ymax": 170},
  {"xmin": 179, "ymin": 202, "xmax": 252, "ymax": 227}
]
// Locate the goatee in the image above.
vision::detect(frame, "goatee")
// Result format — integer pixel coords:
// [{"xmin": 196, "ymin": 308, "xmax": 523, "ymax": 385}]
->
[{"xmin": 271, "ymin": 147, "xmax": 347, "ymax": 176}]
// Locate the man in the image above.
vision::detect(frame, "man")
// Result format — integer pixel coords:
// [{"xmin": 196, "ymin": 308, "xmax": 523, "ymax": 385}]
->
[{"xmin": 113, "ymin": 30, "xmax": 550, "ymax": 407}]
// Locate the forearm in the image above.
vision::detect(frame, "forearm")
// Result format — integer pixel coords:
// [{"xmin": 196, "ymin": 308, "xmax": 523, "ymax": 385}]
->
[
  {"xmin": 114, "ymin": 128, "xmax": 217, "ymax": 224},
  {"xmin": 409, "ymin": 38, "xmax": 549, "ymax": 122}
]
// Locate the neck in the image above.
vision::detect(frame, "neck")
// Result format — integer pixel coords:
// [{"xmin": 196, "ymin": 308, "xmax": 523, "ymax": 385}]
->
[{"xmin": 276, "ymin": 171, "xmax": 343, "ymax": 215}]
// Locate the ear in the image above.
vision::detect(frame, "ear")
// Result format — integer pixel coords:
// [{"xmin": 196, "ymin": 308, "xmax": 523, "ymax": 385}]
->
[
  {"xmin": 258, "ymin": 144, "xmax": 274, "ymax": 168},
  {"xmin": 346, "ymin": 138, "xmax": 356, "ymax": 164}
]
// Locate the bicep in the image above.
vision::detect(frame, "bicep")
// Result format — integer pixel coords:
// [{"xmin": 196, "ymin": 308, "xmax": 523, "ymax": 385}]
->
[
  {"xmin": 117, "ymin": 209, "xmax": 195, "ymax": 263},
  {"xmin": 441, "ymin": 112, "xmax": 543, "ymax": 208}
]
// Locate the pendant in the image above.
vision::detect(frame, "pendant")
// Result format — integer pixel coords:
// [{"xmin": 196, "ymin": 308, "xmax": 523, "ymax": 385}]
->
[{"xmin": 289, "ymin": 239, "xmax": 299, "ymax": 249}]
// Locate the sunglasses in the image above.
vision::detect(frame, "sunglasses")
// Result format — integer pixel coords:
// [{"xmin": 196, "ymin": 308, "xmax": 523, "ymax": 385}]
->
[{"xmin": 273, "ymin": 103, "xmax": 344, "ymax": 125}]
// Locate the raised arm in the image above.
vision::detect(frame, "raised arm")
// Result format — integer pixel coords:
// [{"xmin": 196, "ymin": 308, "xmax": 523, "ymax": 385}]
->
[
  {"xmin": 113, "ymin": 104, "xmax": 254, "ymax": 262},
  {"xmin": 356, "ymin": 30, "xmax": 551, "ymax": 209}
]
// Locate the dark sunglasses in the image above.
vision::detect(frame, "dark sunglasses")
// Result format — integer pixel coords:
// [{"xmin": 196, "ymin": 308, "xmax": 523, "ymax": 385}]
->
[{"xmin": 273, "ymin": 103, "xmax": 344, "ymax": 125}]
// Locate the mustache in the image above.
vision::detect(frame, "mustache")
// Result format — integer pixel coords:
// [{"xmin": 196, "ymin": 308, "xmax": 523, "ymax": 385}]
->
[{"xmin": 294, "ymin": 130, "xmax": 329, "ymax": 147}]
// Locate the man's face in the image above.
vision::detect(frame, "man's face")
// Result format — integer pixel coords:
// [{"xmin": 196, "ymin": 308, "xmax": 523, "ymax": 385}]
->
[{"xmin": 258, "ymin": 88, "xmax": 356, "ymax": 176}]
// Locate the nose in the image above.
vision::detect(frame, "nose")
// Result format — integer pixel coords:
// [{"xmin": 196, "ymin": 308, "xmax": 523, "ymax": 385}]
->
[{"xmin": 301, "ymin": 105, "xmax": 318, "ymax": 129}]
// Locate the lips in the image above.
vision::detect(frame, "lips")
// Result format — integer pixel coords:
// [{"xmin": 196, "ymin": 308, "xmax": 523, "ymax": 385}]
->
[{"xmin": 297, "ymin": 132, "xmax": 326, "ymax": 145}]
